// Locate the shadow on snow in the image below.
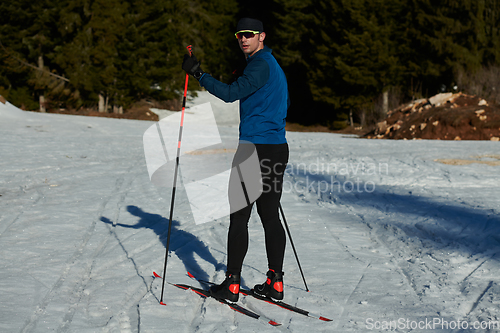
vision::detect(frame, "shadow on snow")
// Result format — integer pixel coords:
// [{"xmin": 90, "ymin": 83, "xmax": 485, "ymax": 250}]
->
[
  {"xmin": 288, "ymin": 170, "xmax": 500, "ymax": 258},
  {"xmin": 100, "ymin": 205, "xmax": 223, "ymax": 283}
]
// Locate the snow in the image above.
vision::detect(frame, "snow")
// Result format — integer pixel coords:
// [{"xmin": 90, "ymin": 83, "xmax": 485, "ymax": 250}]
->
[{"xmin": 1, "ymin": 92, "xmax": 500, "ymax": 332}]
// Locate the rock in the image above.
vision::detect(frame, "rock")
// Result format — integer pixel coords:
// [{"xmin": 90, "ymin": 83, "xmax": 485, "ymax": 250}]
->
[
  {"xmin": 491, "ymin": 137, "xmax": 500, "ymax": 142},
  {"xmin": 409, "ymin": 99, "xmax": 427, "ymax": 112},
  {"xmin": 454, "ymin": 136, "xmax": 461, "ymax": 140},
  {"xmin": 420, "ymin": 123, "xmax": 427, "ymax": 130},
  {"xmin": 479, "ymin": 115, "xmax": 487, "ymax": 121},
  {"xmin": 478, "ymin": 99, "xmax": 488, "ymax": 106},
  {"xmin": 429, "ymin": 92, "xmax": 453, "ymax": 106},
  {"xmin": 410, "ymin": 124, "xmax": 416, "ymax": 131},
  {"xmin": 475, "ymin": 109, "xmax": 485, "ymax": 115},
  {"xmin": 376, "ymin": 120, "xmax": 387, "ymax": 133},
  {"xmin": 433, "ymin": 121, "xmax": 439, "ymax": 126}
]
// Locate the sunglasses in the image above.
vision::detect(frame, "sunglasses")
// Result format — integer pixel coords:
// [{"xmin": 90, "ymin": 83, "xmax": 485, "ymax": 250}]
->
[{"xmin": 235, "ymin": 30, "xmax": 260, "ymax": 40}]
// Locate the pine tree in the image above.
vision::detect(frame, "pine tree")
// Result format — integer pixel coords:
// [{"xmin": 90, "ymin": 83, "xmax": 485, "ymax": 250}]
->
[
  {"xmin": 401, "ymin": 0, "xmax": 500, "ymax": 96},
  {"xmin": 333, "ymin": 0, "xmax": 405, "ymax": 110},
  {"xmin": 55, "ymin": 0, "xmax": 130, "ymax": 111},
  {"xmin": 483, "ymin": 0, "xmax": 500, "ymax": 65},
  {"xmin": 0, "ymin": 0, "xmax": 66, "ymax": 109},
  {"xmin": 271, "ymin": 0, "xmax": 317, "ymax": 123}
]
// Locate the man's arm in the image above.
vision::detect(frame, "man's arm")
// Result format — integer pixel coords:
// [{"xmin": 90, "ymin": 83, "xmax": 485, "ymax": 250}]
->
[{"xmin": 200, "ymin": 58, "xmax": 270, "ymax": 103}]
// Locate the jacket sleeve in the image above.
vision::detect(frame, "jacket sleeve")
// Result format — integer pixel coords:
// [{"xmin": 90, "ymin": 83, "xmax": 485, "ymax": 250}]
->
[{"xmin": 199, "ymin": 58, "xmax": 270, "ymax": 103}]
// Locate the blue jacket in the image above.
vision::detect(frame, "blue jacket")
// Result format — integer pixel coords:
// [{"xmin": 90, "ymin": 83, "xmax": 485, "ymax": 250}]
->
[{"xmin": 199, "ymin": 46, "xmax": 289, "ymax": 144}]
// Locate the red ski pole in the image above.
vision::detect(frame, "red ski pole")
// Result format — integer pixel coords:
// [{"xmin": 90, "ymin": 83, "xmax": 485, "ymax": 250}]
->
[{"xmin": 159, "ymin": 45, "xmax": 192, "ymax": 305}]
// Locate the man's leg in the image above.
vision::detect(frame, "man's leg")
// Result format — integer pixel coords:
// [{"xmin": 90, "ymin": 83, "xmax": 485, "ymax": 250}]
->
[
  {"xmin": 210, "ymin": 143, "xmax": 258, "ymax": 301},
  {"xmin": 253, "ymin": 143, "xmax": 288, "ymax": 299},
  {"xmin": 226, "ymin": 203, "xmax": 252, "ymax": 274},
  {"xmin": 256, "ymin": 144, "xmax": 288, "ymax": 271},
  {"xmin": 209, "ymin": 198, "xmax": 251, "ymax": 302}
]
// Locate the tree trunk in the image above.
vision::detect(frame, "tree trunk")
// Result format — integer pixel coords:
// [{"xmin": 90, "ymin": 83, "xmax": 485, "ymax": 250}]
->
[
  {"xmin": 360, "ymin": 111, "xmax": 366, "ymax": 127},
  {"xmin": 38, "ymin": 56, "xmax": 46, "ymax": 112},
  {"xmin": 113, "ymin": 105, "xmax": 123, "ymax": 114},
  {"xmin": 99, "ymin": 94, "xmax": 105, "ymax": 112},
  {"xmin": 382, "ymin": 90, "xmax": 389, "ymax": 117},
  {"xmin": 39, "ymin": 95, "xmax": 46, "ymax": 113},
  {"xmin": 104, "ymin": 95, "xmax": 109, "ymax": 113}
]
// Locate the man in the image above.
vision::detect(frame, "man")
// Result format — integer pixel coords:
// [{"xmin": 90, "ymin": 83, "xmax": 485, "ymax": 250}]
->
[{"xmin": 182, "ymin": 17, "xmax": 289, "ymax": 302}]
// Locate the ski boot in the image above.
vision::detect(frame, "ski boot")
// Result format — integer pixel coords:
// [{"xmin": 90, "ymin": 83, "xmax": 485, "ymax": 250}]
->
[
  {"xmin": 209, "ymin": 272, "xmax": 240, "ymax": 302},
  {"xmin": 253, "ymin": 270, "xmax": 284, "ymax": 300}
]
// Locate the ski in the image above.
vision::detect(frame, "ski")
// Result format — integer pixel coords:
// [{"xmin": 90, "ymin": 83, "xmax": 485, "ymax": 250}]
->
[
  {"xmin": 186, "ymin": 271, "xmax": 332, "ymax": 322},
  {"xmin": 239, "ymin": 288, "xmax": 332, "ymax": 321},
  {"xmin": 153, "ymin": 272, "xmax": 281, "ymax": 327}
]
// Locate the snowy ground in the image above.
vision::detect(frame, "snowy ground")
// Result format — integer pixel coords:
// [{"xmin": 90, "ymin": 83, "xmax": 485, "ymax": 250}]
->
[{"xmin": 1, "ymin": 92, "xmax": 500, "ymax": 332}]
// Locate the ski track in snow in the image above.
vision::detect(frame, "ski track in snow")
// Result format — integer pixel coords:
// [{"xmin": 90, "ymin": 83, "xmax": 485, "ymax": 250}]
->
[
  {"xmin": 1, "ymin": 94, "xmax": 500, "ymax": 332},
  {"xmin": 19, "ymin": 157, "xmax": 144, "ymax": 332}
]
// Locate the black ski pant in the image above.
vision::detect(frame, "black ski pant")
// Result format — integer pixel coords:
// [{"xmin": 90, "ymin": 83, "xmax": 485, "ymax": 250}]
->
[{"xmin": 227, "ymin": 143, "xmax": 289, "ymax": 275}]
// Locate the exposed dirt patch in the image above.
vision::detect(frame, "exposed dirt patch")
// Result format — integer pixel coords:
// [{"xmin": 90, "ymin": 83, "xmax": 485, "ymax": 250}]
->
[
  {"xmin": 49, "ymin": 107, "xmax": 159, "ymax": 121},
  {"xmin": 435, "ymin": 155, "xmax": 500, "ymax": 166},
  {"xmin": 285, "ymin": 122, "xmax": 335, "ymax": 133},
  {"xmin": 44, "ymin": 100, "xmax": 175, "ymax": 121}
]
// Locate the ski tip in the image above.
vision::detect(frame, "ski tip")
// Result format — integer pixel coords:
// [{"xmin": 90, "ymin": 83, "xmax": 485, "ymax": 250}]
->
[
  {"xmin": 153, "ymin": 272, "xmax": 162, "ymax": 278},
  {"xmin": 173, "ymin": 284, "xmax": 189, "ymax": 290},
  {"xmin": 160, "ymin": 302, "xmax": 166, "ymax": 306},
  {"xmin": 319, "ymin": 316, "xmax": 332, "ymax": 322},
  {"xmin": 269, "ymin": 320, "xmax": 281, "ymax": 326},
  {"xmin": 187, "ymin": 271, "xmax": 195, "ymax": 279}
]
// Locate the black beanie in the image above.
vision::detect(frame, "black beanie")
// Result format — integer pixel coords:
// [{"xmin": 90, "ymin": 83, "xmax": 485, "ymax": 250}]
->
[{"xmin": 236, "ymin": 18, "xmax": 264, "ymax": 33}]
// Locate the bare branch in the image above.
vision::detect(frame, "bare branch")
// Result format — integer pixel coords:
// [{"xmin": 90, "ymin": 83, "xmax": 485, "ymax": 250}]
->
[{"xmin": 0, "ymin": 39, "xmax": 70, "ymax": 83}]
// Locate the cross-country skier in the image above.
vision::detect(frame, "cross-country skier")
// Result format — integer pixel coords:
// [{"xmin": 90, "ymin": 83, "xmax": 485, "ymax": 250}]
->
[{"xmin": 182, "ymin": 17, "xmax": 289, "ymax": 302}]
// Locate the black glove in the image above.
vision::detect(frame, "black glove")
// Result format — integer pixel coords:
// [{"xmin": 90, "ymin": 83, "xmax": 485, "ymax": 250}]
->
[{"xmin": 182, "ymin": 53, "xmax": 205, "ymax": 80}]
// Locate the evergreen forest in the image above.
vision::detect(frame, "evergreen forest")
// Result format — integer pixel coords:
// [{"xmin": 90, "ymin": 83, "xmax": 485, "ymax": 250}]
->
[{"xmin": 1, "ymin": 0, "xmax": 499, "ymax": 127}]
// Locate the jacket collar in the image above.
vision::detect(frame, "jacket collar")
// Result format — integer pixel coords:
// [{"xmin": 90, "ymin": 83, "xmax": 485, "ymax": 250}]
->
[{"xmin": 247, "ymin": 45, "xmax": 272, "ymax": 62}]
